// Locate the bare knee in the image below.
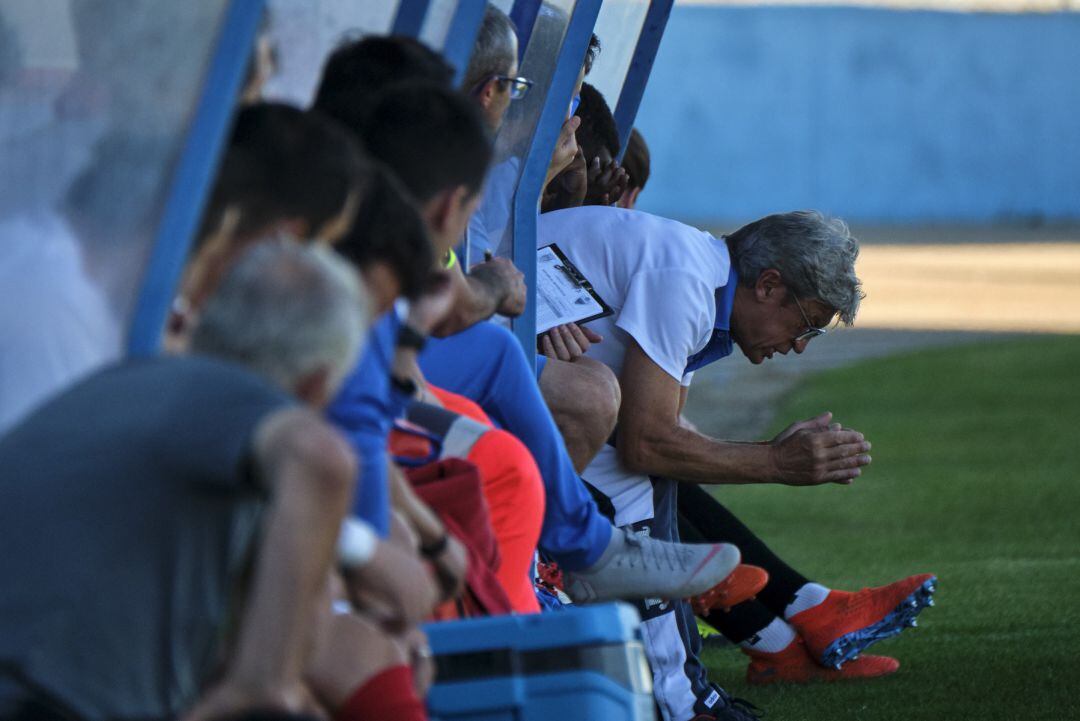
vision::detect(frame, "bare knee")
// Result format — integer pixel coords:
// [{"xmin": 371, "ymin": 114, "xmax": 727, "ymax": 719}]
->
[
  {"xmin": 574, "ymin": 357, "xmax": 620, "ymax": 434},
  {"xmin": 542, "ymin": 358, "xmax": 619, "ymax": 430},
  {"xmin": 307, "ymin": 610, "xmax": 408, "ymax": 708}
]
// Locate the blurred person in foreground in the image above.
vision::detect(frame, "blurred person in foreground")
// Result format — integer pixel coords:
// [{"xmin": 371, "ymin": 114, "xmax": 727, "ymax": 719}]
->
[
  {"xmin": 540, "ymin": 206, "xmax": 936, "ymax": 720},
  {"xmin": 175, "ymin": 103, "xmax": 458, "ymax": 720},
  {"xmin": 0, "ymin": 241, "xmax": 368, "ymax": 721}
]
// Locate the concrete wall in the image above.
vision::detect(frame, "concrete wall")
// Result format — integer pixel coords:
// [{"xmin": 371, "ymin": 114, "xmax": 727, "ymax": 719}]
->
[{"xmin": 633, "ymin": 6, "xmax": 1080, "ymax": 224}]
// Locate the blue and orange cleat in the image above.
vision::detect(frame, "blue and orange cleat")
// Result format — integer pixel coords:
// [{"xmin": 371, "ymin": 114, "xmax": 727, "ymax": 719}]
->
[
  {"xmin": 744, "ymin": 636, "xmax": 899, "ymax": 685},
  {"xmin": 789, "ymin": 573, "xmax": 936, "ymax": 669}
]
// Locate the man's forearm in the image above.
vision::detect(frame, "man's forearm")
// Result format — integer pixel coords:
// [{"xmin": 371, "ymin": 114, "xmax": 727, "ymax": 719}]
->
[
  {"xmin": 388, "ymin": 460, "xmax": 445, "ymax": 548},
  {"xmin": 433, "ymin": 269, "xmax": 501, "ymax": 336},
  {"xmin": 227, "ymin": 426, "xmax": 352, "ymax": 692},
  {"xmin": 622, "ymin": 421, "xmax": 775, "ymax": 485}
]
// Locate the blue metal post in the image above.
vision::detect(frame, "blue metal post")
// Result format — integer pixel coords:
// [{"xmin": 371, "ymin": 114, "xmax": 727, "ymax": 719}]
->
[
  {"xmin": 612, "ymin": 0, "xmax": 673, "ymax": 161},
  {"xmin": 126, "ymin": 0, "xmax": 265, "ymax": 355},
  {"xmin": 509, "ymin": 0, "xmax": 602, "ymax": 357},
  {"xmin": 444, "ymin": 0, "xmax": 488, "ymax": 87},
  {"xmin": 393, "ymin": 0, "xmax": 433, "ymax": 36},
  {"xmin": 509, "ymin": 0, "xmax": 542, "ymax": 58}
]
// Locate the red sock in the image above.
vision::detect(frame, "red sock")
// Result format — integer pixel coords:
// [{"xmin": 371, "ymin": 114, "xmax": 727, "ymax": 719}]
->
[{"xmin": 335, "ymin": 665, "xmax": 427, "ymax": 721}]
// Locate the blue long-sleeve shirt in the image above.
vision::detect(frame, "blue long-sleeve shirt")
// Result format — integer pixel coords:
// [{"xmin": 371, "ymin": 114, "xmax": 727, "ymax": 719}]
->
[{"xmin": 327, "ymin": 312, "xmax": 410, "ymax": 537}]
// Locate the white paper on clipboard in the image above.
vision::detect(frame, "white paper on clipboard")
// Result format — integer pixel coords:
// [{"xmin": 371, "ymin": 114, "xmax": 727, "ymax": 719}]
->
[{"xmin": 535, "ymin": 243, "xmax": 612, "ymax": 335}]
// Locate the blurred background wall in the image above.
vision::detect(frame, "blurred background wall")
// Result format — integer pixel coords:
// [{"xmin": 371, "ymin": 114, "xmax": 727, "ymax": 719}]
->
[{"xmin": 632, "ymin": 5, "xmax": 1080, "ymax": 225}]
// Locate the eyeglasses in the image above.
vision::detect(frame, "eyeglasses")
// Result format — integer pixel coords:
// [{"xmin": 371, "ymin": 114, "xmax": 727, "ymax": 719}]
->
[
  {"xmin": 471, "ymin": 74, "xmax": 534, "ymax": 100},
  {"xmin": 791, "ymin": 295, "xmax": 828, "ymax": 344}
]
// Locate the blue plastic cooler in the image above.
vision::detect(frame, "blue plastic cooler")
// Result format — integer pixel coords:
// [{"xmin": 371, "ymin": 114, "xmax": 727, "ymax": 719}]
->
[{"xmin": 424, "ymin": 603, "xmax": 656, "ymax": 721}]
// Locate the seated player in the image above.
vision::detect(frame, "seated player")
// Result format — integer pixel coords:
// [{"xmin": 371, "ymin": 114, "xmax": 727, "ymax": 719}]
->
[
  {"xmin": 543, "ymin": 81, "xmax": 629, "ymax": 212},
  {"xmin": 0, "ymin": 241, "xmax": 366, "ymax": 721}
]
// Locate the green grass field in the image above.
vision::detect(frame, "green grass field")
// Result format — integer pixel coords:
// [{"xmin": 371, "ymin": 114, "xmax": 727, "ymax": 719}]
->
[{"xmin": 699, "ymin": 335, "xmax": 1080, "ymax": 720}]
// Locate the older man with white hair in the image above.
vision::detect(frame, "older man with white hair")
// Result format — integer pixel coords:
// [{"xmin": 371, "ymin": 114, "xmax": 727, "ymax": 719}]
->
[
  {"xmin": 0, "ymin": 241, "xmax": 379, "ymax": 721},
  {"xmin": 539, "ymin": 207, "xmax": 936, "ymax": 721}
]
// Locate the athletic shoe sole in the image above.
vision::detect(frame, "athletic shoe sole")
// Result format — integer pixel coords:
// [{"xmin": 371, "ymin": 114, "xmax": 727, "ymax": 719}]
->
[{"xmin": 820, "ymin": 575, "xmax": 937, "ymax": 669}]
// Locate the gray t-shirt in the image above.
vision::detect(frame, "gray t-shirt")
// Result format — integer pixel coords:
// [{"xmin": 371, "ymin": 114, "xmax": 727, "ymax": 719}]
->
[{"xmin": 0, "ymin": 355, "xmax": 293, "ymax": 720}]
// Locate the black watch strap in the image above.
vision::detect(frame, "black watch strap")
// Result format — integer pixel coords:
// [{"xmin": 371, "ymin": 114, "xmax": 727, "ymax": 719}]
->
[
  {"xmin": 390, "ymin": 374, "xmax": 419, "ymax": 396},
  {"xmin": 397, "ymin": 323, "xmax": 427, "ymax": 351},
  {"xmin": 420, "ymin": 532, "xmax": 449, "ymax": 559}
]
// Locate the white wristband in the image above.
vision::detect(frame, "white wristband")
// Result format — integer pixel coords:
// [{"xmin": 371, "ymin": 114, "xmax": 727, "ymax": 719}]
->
[{"xmin": 338, "ymin": 517, "xmax": 378, "ymax": 569}]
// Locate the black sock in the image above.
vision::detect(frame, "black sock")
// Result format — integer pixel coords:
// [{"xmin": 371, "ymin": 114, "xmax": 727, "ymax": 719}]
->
[{"xmin": 677, "ymin": 482, "xmax": 811, "ymax": 617}]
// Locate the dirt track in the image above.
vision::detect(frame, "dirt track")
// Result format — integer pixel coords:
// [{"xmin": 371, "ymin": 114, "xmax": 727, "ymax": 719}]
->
[{"xmin": 855, "ymin": 242, "xmax": 1080, "ymax": 334}]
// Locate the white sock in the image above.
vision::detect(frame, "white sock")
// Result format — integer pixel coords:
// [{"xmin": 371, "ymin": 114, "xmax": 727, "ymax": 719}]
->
[
  {"xmin": 784, "ymin": 582, "xmax": 831, "ymax": 619},
  {"xmin": 740, "ymin": 617, "xmax": 796, "ymax": 654}
]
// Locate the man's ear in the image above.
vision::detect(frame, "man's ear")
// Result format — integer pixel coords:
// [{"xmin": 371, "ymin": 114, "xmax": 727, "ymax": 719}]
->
[
  {"xmin": 423, "ymin": 189, "xmax": 456, "ymax": 238},
  {"xmin": 619, "ymin": 186, "xmax": 642, "ymax": 209},
  {"xmin": 476, "ymin": 77, "xmax": 499, "ymax": 110},
  {"xmin": 424, "ymin": 186, "xmax": 472, "ymax": 236},
  {"xmin": 293, "ymin": 364, "xmax": 333, "ymax": 408},
  {"xmin": 754, "ymin": 268, "xmax": 785, "ymax": 304}
]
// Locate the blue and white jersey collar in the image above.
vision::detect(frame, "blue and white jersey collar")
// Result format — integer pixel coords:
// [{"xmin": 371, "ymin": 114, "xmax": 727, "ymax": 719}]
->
[{"xmin": 685, "ymin": 262, "xmax": 739, "ymax": 374}]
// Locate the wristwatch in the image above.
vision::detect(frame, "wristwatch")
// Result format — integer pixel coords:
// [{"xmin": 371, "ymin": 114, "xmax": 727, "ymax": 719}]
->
[
  {"xmin": 390, "ymin": 374, "xmax": 419, "ymax": 396},
  {"xmin": 396, "ymin": 322, "xmax": 427, "ymax": 352}
]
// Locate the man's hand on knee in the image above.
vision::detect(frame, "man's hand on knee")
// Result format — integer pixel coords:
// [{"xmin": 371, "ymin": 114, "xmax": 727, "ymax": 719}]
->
[{"xmin": 538, "ymin": 323, "xmax": 602, "ymax": 362}]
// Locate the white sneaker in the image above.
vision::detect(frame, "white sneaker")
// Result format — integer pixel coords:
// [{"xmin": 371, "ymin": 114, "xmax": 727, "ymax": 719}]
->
[{"xmin": 563, "ymin": 527, "xmax": 741, "ymax": 603}]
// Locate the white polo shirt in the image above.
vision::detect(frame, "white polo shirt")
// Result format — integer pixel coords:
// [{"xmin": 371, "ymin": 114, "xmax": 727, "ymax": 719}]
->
[{"xmin": 537, "ymin": 206, "xmax": 732, "ymax": 525}]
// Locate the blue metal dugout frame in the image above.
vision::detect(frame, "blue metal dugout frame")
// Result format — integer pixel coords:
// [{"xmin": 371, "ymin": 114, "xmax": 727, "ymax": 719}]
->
[
  {"xmin": 507, "ymin": 0, "xmax": 603, "ymax": 355},
  {"xmin": 395, "ymin": 0, "xmax": 486, "ymax": 89},
  {"xmin": 393, "ymin": 0, "xmax": 433, "ymax": 36},
  {"xmin": 612, "ymin": 0, "xmax": 673, "ymax": 162},
  {"xmin": 509, "ymin": 2, "xmax": 543, "ymax": 54},
  {"xmin": 126, "ymin": 0, "xmax": 265, "ymax": 355},
  {"xmin": 444, "ymin": 0, "xmax": 488, "ymax": 87}
]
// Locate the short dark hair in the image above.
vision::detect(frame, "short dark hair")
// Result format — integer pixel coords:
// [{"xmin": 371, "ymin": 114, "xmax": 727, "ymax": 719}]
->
[
  {"xmin": 335, "ymin": 161, "xmax": 434, "ymax": 300},
  {"xmin": 621, "ymin": 128, "xmax": 651, "ymax": 191},
  {"xmin": 574, "ymin": 82, "xmax": 619, "ymax": 162},
  {"xmin": 313, "ymin": 35, "xmax": 453, "ymax": 134},
  {"xmin": 584, "ymin": 33, "xmax": 601, "ymax": 75},
  {"xmin": 360, "ymin": 81, "xmax": 492, "ymax": 203},
  {"xmin": 197, "ymin": 102, "xmax": 368, "ymax": 247}
]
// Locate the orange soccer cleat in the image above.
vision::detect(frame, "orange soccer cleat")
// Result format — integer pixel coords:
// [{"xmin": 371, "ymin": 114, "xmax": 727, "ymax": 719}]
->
[
  {"xmin": 789, "ymin": 573, "xmax": 936, "ymax": 669},
  {"xmin": 690, "ymin": 564, "xmax": 769, "ymax": 615},
  {"xmin": 744, "ymin": 636, "xmax": 899, "ymax": 686}
]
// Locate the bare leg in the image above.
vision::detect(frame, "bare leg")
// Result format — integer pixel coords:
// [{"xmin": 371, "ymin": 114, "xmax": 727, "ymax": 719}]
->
[
  {"xmin": 539, "ymin": 356, "xmax": 620, "ymax": 472},
  {"xmin": 306, "ymin": 608, "xmax": 410, "ymax": 711}
]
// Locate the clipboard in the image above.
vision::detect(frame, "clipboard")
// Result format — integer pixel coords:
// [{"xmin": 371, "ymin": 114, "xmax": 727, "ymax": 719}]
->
[{"xmin": 535, "ymin": 243, "xmax": 613, "ymax": 335}]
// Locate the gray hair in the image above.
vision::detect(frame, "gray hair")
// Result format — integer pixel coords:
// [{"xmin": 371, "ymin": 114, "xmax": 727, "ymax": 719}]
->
[
  {"xmin": 464, "ymin": 4, "xmax": 517, "ymax": 91},
  {"xmin": 191, "ymin": 239, "xmax": 369, "ymax": 394},
  {"xmin": 727, "ymin": 210, "xmax": 863, "ymax": 325}
]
